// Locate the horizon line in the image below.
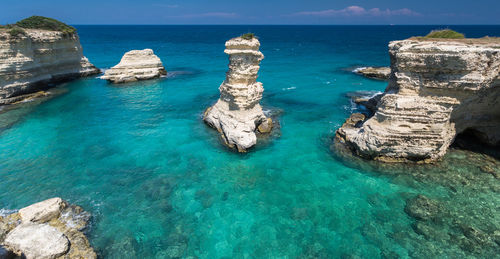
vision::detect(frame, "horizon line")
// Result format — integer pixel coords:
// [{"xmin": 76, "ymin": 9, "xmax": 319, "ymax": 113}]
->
[{"xmin": 70, "ymin": 24, "xmax": 500, "ymax": 26}]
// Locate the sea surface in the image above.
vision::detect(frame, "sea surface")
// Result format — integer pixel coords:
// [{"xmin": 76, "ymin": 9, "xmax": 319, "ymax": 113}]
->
[{"xmin": 1, "ymin": 25, "xmax": 499, "ymax": 258}]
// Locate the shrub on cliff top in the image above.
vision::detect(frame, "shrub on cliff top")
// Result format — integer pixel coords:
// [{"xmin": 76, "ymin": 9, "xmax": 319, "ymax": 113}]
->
[
  {"xmin": 15, "ymin": 16, "xmax": 76, "ymax": 35},
  {"xmin": 8, "ymin": 27, "xmax": 27, "ymax": 37},
  {"xmin": 241, "ymin": 33, "xmax": 256, "ymax": 40},
  {"xmin": 424, "ymin": 29, "xmax": 465, "ymax": 39}
]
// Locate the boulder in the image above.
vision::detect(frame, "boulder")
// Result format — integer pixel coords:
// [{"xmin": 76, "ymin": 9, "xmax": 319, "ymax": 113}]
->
[
  {"xmin": 3, "ymin": 223, "xmax": 69, "ymax": 259},
  {"xmin": 101, "ymin": 49, "xmax": 166, "ymax": 83},
  {"xmin": 19, "ymin": 197, "xmax": 66, "ymax": 223}
]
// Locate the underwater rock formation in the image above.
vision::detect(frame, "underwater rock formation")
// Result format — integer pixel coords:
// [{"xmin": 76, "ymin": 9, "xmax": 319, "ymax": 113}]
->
[
  {"xmin": 0, "ymin": 28, "xmax": 99, "ymax": 105},
  {"xmin": 353, "ymin": 66, "xmax": 391, "ymax": 80},
  {"xmin": 0, "ymin": 197, "xmax": 96, "ymax": 259},
  {"xmin": 337, "ymin": 38, "xmax": 500, "ymax": 163},
  {"xmin": 101, "ymin": 49, "xmax": 166, "ymax": 83},
  {"xmin": 203, "ymin": 35, "xmax": 273, "ymax": 152}
]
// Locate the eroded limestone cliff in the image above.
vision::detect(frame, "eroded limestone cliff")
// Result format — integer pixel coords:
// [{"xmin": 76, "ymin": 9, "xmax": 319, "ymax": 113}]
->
[
  {"xmin": 101, "ymin": 49, "xmax": 166, "ymax": 83},
  {"xmin": 203, "ymin": 36, "xmax": 273, "ymax": 152},
  {"xmin": 337, "ymin": 38, "xmax": 500, "ymax": 163},
  {"xmin": 0, "ymin": 29, "xmax": 99, "ymax": 105}
]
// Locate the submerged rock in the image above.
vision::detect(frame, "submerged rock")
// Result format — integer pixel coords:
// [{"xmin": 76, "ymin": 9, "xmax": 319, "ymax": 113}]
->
[
  {"xmin": 0, "ymin": 25, "xmax": 100, "ymax": 105},
  {"xmin": 353, "ymin": 66, "xmax": 390, "ymax": 80},
  {"xmin": 101, "ymin": 49, "xmax": 166, "ymax": 83},
  {"xmin": 337, "ymin": 38, "xmax": 500, "ymax": 163},
  {"xmin": 0, "ymin": 197, "xmax": 96, "ymax": 259},
  {"xmin": 203, "ymin": 35, "xmax": 273, "ymax": 152},
  {"xmin": 404, "ymin": 195, "xmax": 441, "ymax": 221}
]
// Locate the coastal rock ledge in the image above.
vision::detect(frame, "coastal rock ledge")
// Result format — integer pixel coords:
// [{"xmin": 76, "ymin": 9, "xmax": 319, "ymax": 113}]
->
[
  {"xmin": 203, "ymin": 35, "xmax": 273, "ymax": 152},
  {"xmin": 101, "ymin": 49, "xmax": 166, "ymax": 83},
  {"xmin": 336, "ymin": 38, "xmax": 500, "ymax": 163},
  {"xmin": 0, "ymin": 197, "xmax": 97, "ymax": 259},
  {"xmin": 0, "ymin": 30, "xmax": 100, "ymax": 105}
]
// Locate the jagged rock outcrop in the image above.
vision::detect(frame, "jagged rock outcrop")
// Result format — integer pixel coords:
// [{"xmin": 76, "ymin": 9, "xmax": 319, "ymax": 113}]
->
[
  {"xmin": 203, "ymin": 36, "xmax": 273, "ymax": 152},
  {"xmin": 354, "ymin": 66, "xmax": 391, "ymax": 80},
  {"xmin": 337, "ymin": 38, "xmax": 500, "ymax": 163},
  {"xmin": 101, "ymin": 49, "xmax": 166, "ymax": 83},
  {"xmin": 0, "ymin": 29, "xmax": 99, "ymax": 105},
  {"xmin": 0, "ymin": 197, "xmax": 97, "ymax": 259}
]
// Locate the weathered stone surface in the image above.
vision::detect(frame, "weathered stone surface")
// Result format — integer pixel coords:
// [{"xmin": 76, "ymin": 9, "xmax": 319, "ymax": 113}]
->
[
  {"xmin": 101, "ymin": 49, "xmax": 166, "ymax": 83},
  {"xmin": 4, "ymin": 223, "xmax": 69, "ymax": 259},
  {"xmin": 19, "ymin": 197, "xmax": 66, "ymax": 223},
  {"xmin": 0, "ymin": 29, "xmax": 100, "ymax": 105},
  {"xmin": 203, "ymin": 36, "xmax": 272, "ymax": 151},
  {"xmin": 337, "ymin": 38, "xmax": 500, "ymax": 162},
  {"xmin": 0, "ymin": 198, "xmax": 96, "ymax": 259},
  {"xmin": 354, "ymin": 66, "xmax": 391, "ymax": 80},
  {"xmin": 404, "ymin": 195, "xmax": 440, "ymax": 221}
]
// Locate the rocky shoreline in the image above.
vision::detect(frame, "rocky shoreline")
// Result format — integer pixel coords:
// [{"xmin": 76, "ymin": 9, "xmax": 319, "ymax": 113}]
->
[
  {"xmin": 0, "ymin": 198, "xmax": 96, "ymax": 259},
  {"xmin": 0, "ymin": 28, "xmax": 100, "ymax": 105},
  {"xmin": 337, "ymin": 37, "xmax": 500, "ymax": 163}
]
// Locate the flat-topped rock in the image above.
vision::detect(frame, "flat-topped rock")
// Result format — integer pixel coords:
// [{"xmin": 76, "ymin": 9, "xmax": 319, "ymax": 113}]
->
[
  {"xmin": 337, "ymin": 38, "xmax": 500, "ymax": 163},
  {"xmin": 101, "ymin": 49, "xmax": 166, "ymax": 83},
  {"xmin": 4, "ymin": 223, "xmax": 69, "ymax": 259},
  {"xmin": 19, "ymin": 197, "xmax": 66, "ymax": 223},
  {"xmin": 203, "ymin": 35, "xmax": 273, "ymax": 152},
  {"xmin": 354, "ymin": 66, "xmax": 390, "ymax": 80}
]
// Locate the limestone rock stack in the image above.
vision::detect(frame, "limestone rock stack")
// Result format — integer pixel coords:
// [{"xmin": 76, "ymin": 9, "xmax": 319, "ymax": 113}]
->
[
  {"xmin": 0, "ymin": 30, "xmax": 99, "ymax": 105},
  {"xmin": 101, "ymin": 49, "xmax": 166, "ymax": 83},
  {"xmin": 203, "ymin": 35, "xmax": 273, "ymax": 152},
  {"xmin": 337, "ymin": 38, "xmax": 500, "ymax": 163},
  {"xmin": 0, "ymin": 197, "xmax": 97, "ymax": 258}
]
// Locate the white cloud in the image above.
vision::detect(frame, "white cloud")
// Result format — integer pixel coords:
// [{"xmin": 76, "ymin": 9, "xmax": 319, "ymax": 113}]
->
[{"xmin": 293, "ymin": 6, "xmax": 420, "ymax": 17}]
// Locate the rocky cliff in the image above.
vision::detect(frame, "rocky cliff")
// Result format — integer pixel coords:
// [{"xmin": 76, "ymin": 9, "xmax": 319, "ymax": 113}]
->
[
  {"xmin": 0, "ymin": 197, "xmax": 96, "ymax": 259},
  {"xmin": 0, "ymin": 29, "xmax": 99, "ymax": 105},
  {"xmin": 203, "ymin": 35, "xmax": 273, "ymax": 152},
  {"xmin": 337, "ymin": 38, "xmax": 500, "ymax": 163},
  {"xmin": 101, "ymin": 49, "xmax": 166, "ymax": 83}
]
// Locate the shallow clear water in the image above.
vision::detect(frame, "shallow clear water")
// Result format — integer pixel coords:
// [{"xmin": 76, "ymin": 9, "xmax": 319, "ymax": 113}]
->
[{"xmin": 1, "ymin": 26, "xmax": 499, "ymax": 258}]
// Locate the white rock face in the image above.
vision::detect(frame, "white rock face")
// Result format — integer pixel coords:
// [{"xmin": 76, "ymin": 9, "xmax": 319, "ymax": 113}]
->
[
  {"xmin": 203, "ymin": 36, "xmax": 272, "ymax": 152},
  {"xmin": 4, "ymin": 223, "xmax": 69, "ymax": 259},
  {"xmin": 0, "ymin": 29, "xmax": 100, "ymax": 105},
  {"xmin": 101, "ymin": 49, "xmax": 166, "ymax": 83},
  {"xmin": 337, "ymin": 38, "xmax": 500, "ymax": 162},
  {"xmin": 0, "ymin": 197, "xmax": 97, "ymax": 259},
  {"xmin": 19, "ymin": 197, "xmax": 66, "ymax": 223}
]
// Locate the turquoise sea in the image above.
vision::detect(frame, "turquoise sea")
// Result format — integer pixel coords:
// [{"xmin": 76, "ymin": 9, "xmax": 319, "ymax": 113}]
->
[{"xmin": 1, "ymin": 25, "xmax": 499, "ymax": 258}]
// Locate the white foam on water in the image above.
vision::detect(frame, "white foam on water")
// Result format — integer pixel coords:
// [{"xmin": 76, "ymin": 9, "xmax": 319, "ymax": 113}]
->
[{"xmin": 0, "ymin": 208, "xmax": 17, "ymax": 217}]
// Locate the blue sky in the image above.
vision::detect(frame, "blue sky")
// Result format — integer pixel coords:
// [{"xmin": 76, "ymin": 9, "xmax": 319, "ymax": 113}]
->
[{"xmin": 2, "ymin": 0, "xmax": 499, "ymax": 25}]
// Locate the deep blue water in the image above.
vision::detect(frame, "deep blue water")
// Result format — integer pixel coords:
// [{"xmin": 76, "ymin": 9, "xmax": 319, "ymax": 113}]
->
[{"xmin": 1, "ymin": 26, "xmax": 499, "ymax": 258}]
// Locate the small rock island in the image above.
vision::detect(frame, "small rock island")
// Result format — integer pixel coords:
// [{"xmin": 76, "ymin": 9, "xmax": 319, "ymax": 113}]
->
[
  {"xmin": 0, "ymin": 16, "xmax": 100, "ymax": 105},
  {"xmin": 101, "ymin": 49, "xmax": 166, "ymax": 83},
  {"xmin": 337, "ymin": 35, "xmax": 500, "ymax": 163},
  {"xmin": 354, "ymin": 66, "xmax": 390, "ymax": 80},
  {"xmin": 203, "ymin": 34, "xmax": 273, "ymax": 152},
  {"xmin": 0, "ymin": 198, "xmax": 96, "ymax": 259}
]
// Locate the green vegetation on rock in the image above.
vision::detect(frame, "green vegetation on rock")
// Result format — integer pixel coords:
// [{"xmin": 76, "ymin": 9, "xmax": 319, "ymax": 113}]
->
[
  {"xmin": 241, "ymin": 33, "xmax": 256, "ymax": 40},
  {"xmin": 424, "ymin": 29, "xmax": 465, "ymax": 39},
  {"xmin": 15, "ymin": 16, "xmax": 76, "ymax": 35},
  {"xmin": 7, "ymin": 27, "xmax": 27, "ymax": 37}
]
